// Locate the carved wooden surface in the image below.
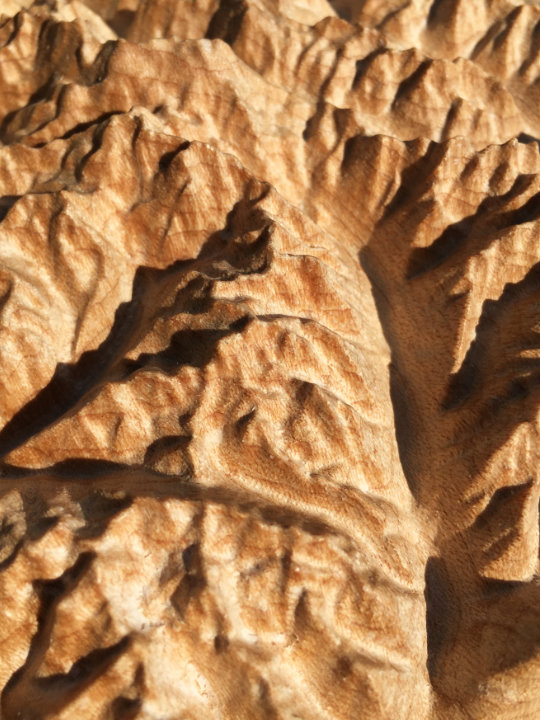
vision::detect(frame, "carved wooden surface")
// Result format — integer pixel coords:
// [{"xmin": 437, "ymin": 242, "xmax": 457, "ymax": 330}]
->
[{"xmin": 0, "ymin": 1, "xmax": 539, "ymax": 718}]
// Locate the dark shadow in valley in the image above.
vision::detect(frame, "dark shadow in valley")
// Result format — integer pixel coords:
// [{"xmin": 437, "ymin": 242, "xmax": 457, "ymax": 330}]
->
[
  {"xmin": 407, "ymin": 174, "xmax": 539, "ymax": 278},
  {"xmin": 0, "ymin": 259, "xmax": 191, "ymax": 460},
  {"xmin": 0, "ymin": 180, "xmax": 273, "ymax": 462},
  {"xmin": 424, "ymin": 557, "xmax": 453, "ymax": 683},
  {"xmin": 1, "ymin": 549, "xmax": 131, "ymax": 720},
  {"xmin": 358, "ymin": 246, "xmax": 420, "ymax": 500}
]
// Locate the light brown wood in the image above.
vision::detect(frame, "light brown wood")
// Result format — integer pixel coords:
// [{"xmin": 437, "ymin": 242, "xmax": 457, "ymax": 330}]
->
[{"xmin": 0, "ymin": 1, "xmax": 538, "ymax": 718}]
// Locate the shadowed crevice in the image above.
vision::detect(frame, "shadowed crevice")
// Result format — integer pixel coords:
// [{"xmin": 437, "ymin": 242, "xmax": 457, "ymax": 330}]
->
[
  {"xmin": 82, "ymin": 39, "xmax": 118, "ymax": 86},
  {"xmin": 424, "ymin": 557, "xmax": 452, "ymax": 683},
  {"xmin": 107, "ymin": 10, "xmax": 136, "ymax": 38},
  {"xmin": 0, "ymin": 11, "xmax": 23, "ymax": 49},
  {"xmin": 0, "ymin": 539, "xmax": 24, "ymax": 572},
  {"xmin": 353, "ymin": 48, "xmax": 387, "ymax": 88},
  {"xmin": 481, "ymin": 578, "xmax": 529, "ymax": 597},
  {"xmin": 0, "ymin": 260, "xmax": 191, "ymax": 460},
  {"xmin": 472, "ymin": 480, "xmax": 534, "ymax": 531},
  {"xmin": 443, "ymin": 259, "xmax": 540, "ymax": 413},
  {"xmin": 258, "ymin": 678, "xmax": 279, "ymax": 720},
  {"xmin": 517, "ymin": 132, "xmax": 540, "ymax": 148},
  {"xmin": 407, "ymin": 173, "xmax": 539, "ymax": 278},
  {"xmin": 77, "ymin": 490, "xmax": 133, "ymax": 539},
  {"xmin": 427, "ymin": 0, "xmax": 447, "ymax": 26},
  {"xmin": 111, "ymin": 695, "xmax": 142, "ymax": 720},
  {"xmin": 1, "ymin": 551, "xmax": 100, "ymax": 719},
  {"xmin": 470, "ymin": 18, "xmax": 504, "ymax": 59},
  {"xmin": 0, "ymin": 182, "xmax": 274, "ymax": 461},
  {"xmin": 358, "ymin": 246, "xmax": 420, "ymax": 500},
  {"xmin": 109, "ymin": 663, "xmax": 145, "ymax": 719},
  {"xmin": 392, "ymin": 60, "xmax": 432, "ymax": 107},
  {"xmin": 0, "ymin": 458, "xmax": 354, "ymax": 545},
  {"xmin": 387, "ymin": 362, "xmax": 419, "ymax": 497},
  {"xmin": 125, "ymin": 318, "xmax": 251, "ymax": 376},
  {"xmin": 439, "ymin": 98, "xmax": 463, "ymax": 142},
  {"xmin": 171, "ymin": 542, "xmax": 206, "ymax": 620},
  {"xmin": 60, "ymin": 111, "xmax": 124, "ymax": 141},
  {"xmin": 143, "ymin": 434, "xmax": 192, "ymax": 467},
  {"xmin": 158, "ymin": 141, "xmax": 191, "ymax": 173},
  {"xmin": 518, "ymin": 18, "xmax": 540, "ymax": 76},
  {"xmin": 27, "ymin": 73, "xmax": 59, "ymax": 105},
  {"xmin": 381, "ymin": 140, "xmax": 448, "ymax": 220},
  {"xmin": 491, "ymin": 6, "xmax": 525, "ymax": 53},
  {"xmin": 26, "ymin": 515, "xmax": 59, "ymax": 542},
  {"xmin": 206, "ymin": 0, "xmax": 247, "ymax": 45},
  {"xmin": 34, "ymin": 637, "xmax": 131, "ymax": 694},
  {"xmin": 0, "ymin": 195, "xmax": 21, "ymax": 222},
  {"xmin": 1, "ymin": 546, "xmax": 132, "ymax": 720},
  {"xmin": 378, "ymin": 4, "xmax": 410, "ymax": 28},
  {"xmin": 0, "ymin": 30, "xmax": 117, "ymax": 143},
  {"xmin": 302, "ymin": 47, "xmax": 345, "ymax": 142}
]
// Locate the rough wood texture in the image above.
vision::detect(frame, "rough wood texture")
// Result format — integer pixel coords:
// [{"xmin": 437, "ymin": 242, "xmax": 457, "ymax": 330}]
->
[{"xmin": 0, "ymin": 1, "xmax": 539, "ymax": 718}]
